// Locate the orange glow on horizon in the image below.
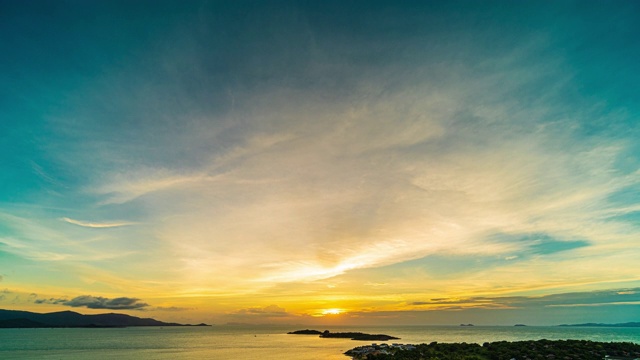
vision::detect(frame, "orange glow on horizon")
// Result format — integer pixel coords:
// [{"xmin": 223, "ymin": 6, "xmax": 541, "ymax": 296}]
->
[{"xmin": 321, "ymin": 308, "xmax": 343, "ymax": 315}]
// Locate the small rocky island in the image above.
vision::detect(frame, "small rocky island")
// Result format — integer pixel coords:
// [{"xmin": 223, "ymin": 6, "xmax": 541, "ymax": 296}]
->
[
  {"xmin": 288, "ymin": 329, "xmax": 399, "ymax": 341},
  {"xmin": 288, "ymin": 329, "xmax": 323, "ymax": 335}
]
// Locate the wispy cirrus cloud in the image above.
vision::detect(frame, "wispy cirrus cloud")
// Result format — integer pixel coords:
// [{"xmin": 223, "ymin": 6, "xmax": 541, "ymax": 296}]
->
[
  {"xmin": 29, "ymin": 3, "xmax": 637, "ymax": 298},
  {"xmin": 2, "ymin": 1, "xmax": 639, "ymax": 325},
  {"xmin": 61, "ymin": 217, "xmax": 136, "ymax": 228}
]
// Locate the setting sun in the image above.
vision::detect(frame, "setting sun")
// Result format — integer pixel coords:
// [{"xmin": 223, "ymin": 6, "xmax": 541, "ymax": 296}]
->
[{"xmin": 321, "ymin": 308, "xmax": 343, "ymax": 315}]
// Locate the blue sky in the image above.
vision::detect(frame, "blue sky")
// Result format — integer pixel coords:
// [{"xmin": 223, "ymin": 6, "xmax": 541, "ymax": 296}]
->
[{"xmin": 1, "ymin": 0, "xmax": 639, "ymax": 325}]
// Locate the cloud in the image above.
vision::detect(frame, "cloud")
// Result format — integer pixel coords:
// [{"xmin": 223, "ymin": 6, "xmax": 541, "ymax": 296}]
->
[
  {"xmin": 61, "ymin": 217, "xmax": 136, "ymax": 228},
  {"xmin": 220, "ymin": 304, "xmax": 306, "ymax": 324},
  {"xmin": 34, "ymin": 297, "xmax": 67, "ymax": 305},
  {"xmin": 488, "ymin": 233, "xmax": 590, "ymax": 256},
  {"xmin": 546, "ymin": 301, "xmax": 640, "ymax": 308},
  {"xmin": 30, "ymin": 161, "xmax": 63, "ymax": 187},
  {"xmin": 235, "ymin": 304, "xmax": 290, "ymax": 317},
  {"xmin": 0, "ymin": 212, "xmax": 116, "ymax": 262},
  {"xmin": 35, "ymin": 295, "xmax": 150, "ymax": 310},
  {"xmin": 2, "ymin": 1, "xmax": 639, "ymax": 324},
  {"xmin": 65, "ymin": 296, "xmax": 149, "ymax": 310},
  {"xmin": 409, "ymin": 288, "xmax": 640, "ymax": 310},
  {"xmin": 153, "ymin": 306, "xmax": 192, "ymax": 312}
]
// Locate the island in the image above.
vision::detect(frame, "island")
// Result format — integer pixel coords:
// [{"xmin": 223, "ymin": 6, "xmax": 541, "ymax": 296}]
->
[
  {"xmin": 0, "ymin": 309, "xmax": 209, "ymax": 328},
  {"xmin": 288, "ymin": 329, "xmax": 323, "ymax": 335},
  {"xmin": 288, "ymin": 329, "xmax": 399, "ymax": 341},
  {"xmin": 345, "ymin": 339, "xmax": 640, "ymax": 359}
]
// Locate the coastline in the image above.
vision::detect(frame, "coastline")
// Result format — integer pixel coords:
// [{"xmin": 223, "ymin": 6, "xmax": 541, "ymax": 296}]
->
[{"xmin": 345, "ymin": 339, "xmax": 640, "ymax": 359}]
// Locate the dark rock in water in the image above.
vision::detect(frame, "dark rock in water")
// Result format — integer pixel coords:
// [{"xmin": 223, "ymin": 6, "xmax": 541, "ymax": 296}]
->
[
  {"xmin": 288, "ymin": 329, "xmax": 323, "ymax": 335},
  {"xmin": 320, "ymin": 331, "xmax": 399, "ymax": 341},
  {"xmin": 288, "ymin": 329, "xmax": 399, "ymax": 341}
]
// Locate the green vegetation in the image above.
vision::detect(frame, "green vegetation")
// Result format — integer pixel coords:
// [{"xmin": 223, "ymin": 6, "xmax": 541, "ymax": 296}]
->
[{"xmin": 346, "ymin": 339, "xmax": 640, "ymax": 360}]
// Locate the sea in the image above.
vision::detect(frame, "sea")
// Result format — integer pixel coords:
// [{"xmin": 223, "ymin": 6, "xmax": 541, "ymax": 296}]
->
[{"xmin": 0, "ymin": 325, "xmax": 638, "ymax": 359}]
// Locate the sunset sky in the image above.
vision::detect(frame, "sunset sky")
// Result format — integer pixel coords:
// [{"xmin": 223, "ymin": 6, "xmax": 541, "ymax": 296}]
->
[{"xmin": 1, "ymin": 0, "xmax": 639, "ymax": 326}]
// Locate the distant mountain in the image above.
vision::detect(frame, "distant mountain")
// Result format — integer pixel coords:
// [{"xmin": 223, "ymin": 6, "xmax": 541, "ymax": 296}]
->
[
  {"xmin": 0, "ymin": 309, "xmax": 208, "ymax": 328},
  {"xmin": 558, "ymin": 322, "xmax": 640, "ymax": 327}
]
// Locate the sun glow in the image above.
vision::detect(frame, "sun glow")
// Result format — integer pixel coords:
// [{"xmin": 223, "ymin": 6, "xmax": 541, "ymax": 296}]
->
[{"xmin": 322, "ymin": 308, "xmax": 343, "ymax": 315}]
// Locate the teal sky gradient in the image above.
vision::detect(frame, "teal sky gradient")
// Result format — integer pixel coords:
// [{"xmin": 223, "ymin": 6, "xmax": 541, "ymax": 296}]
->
[{"xmin": 1, "ymin": 1, "xmax": 639, "ymax": 325}]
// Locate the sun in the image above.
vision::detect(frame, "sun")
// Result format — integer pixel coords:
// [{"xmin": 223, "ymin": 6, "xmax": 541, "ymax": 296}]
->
[{"xmin": 321, "ymin": 308, "xmax": 342, "ymax": 315}]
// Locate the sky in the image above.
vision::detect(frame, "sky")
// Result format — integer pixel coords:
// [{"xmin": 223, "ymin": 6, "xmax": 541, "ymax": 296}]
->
[{"xmin": 1, "ymin": 0, "xmax": 639, "ymax": 326}]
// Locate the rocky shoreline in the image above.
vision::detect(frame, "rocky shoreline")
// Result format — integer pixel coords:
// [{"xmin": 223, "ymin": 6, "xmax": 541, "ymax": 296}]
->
[{"xmin": 344, "ymin": 339, "xmax": 640, "ymax": 359}]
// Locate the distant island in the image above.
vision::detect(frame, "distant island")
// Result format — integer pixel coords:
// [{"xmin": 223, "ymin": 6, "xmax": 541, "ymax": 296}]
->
[
  {"xmin": 288, "ymin": 329, "xmax": 323, "ymax": 335},
  {"xmin": 558, "ymin": 322, "xmax": 640, "ymax": 327},
  {"xmin": 288, "ymin": 329, "xmax": 399, "ymax": 341},
  {"xmin": 346, "ymin": 339, "xmax": 640, "ymax": 359},
  {"xmin": 0, "ymin": 309, "xmax": 209, "ymax": 328}
]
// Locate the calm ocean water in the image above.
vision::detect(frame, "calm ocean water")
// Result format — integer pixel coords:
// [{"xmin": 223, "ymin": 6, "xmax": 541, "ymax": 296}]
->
[{"xmin": 0, "ymin": 325, "xmax": 638, "ymax": 359}]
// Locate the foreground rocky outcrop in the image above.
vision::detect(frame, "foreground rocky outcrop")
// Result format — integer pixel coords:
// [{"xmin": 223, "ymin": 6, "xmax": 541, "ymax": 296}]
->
[{"xmin": 345, "ymin": 339, "xmax": 640, "ymax": 359}]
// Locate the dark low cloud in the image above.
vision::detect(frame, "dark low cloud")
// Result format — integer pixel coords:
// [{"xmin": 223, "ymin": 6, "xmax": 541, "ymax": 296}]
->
[
  {"xmin": 35, "ymin": 295, "xmax": 150, "ymax": 310},
  {"xmin": 0, "ymin": 288, "xmax": 10, "ymax": 301},
  {"xmin": 34, "ymin": 297, "xmax": 67, "ymax": 305},
  {"xmin": 410, "ymin": 288, "xmax": 640, "ymax": 309},
  {"xmin": 153, "ymin": 306, "xmax": 191, "ymax": 312},
  {"xmin": 231, "ymin": 304, "xmax": 291, "ymax": 318}
]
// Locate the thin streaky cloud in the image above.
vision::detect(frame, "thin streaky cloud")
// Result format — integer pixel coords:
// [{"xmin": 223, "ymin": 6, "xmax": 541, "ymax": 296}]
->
[
  {"xmin": 61, "ymin": 217, "xmax": 136, "ymax": 228},
  {"xmin": 0, "ymin": 1, "xmax": 638, "ymax": 325}
]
